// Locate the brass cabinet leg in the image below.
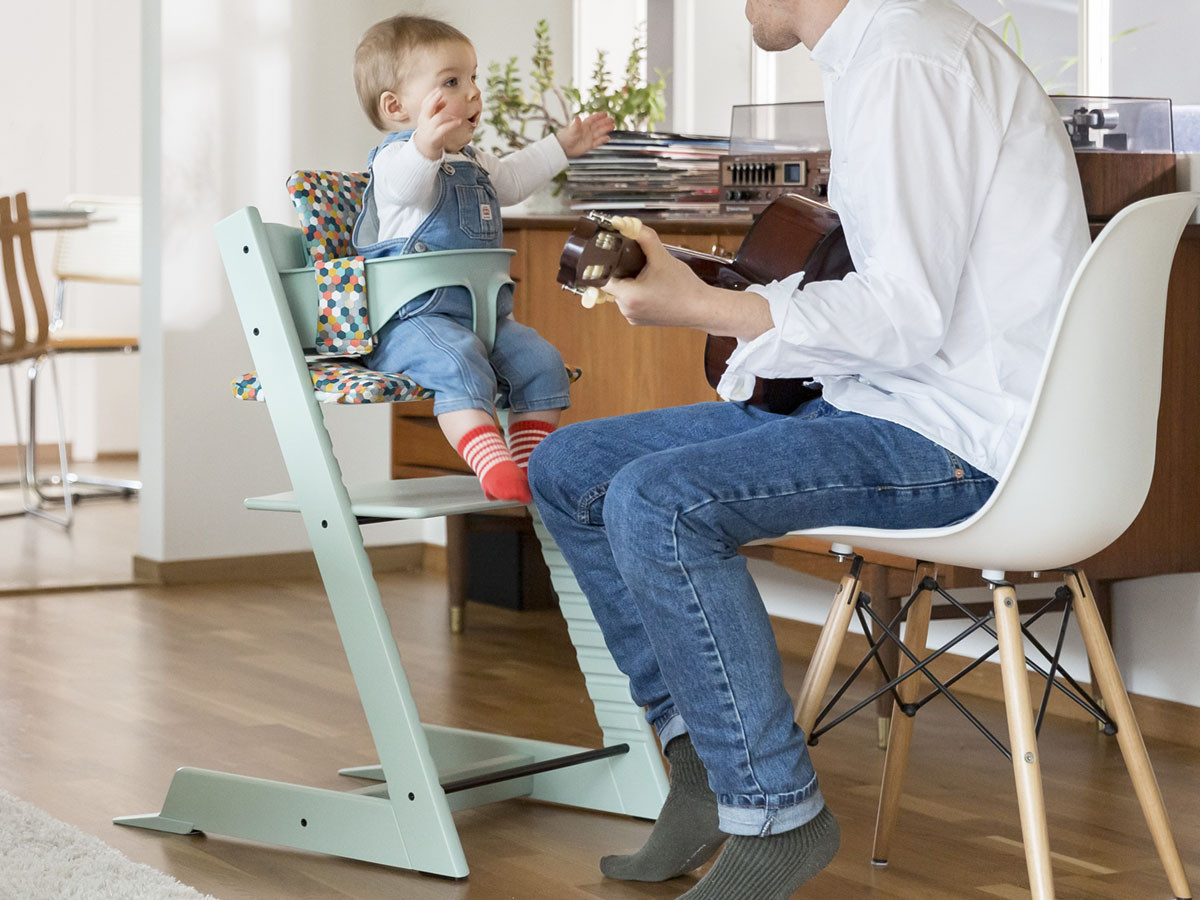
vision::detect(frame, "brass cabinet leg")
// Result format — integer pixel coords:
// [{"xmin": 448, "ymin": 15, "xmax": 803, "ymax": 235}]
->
[
  {"xmin": 993, "ymin": 583, "xmax": 1056, "ymax": 900},
  {"xmin": 872, "ymin": 562, "xmax": 937, "ymax": 865},
  {"xmin": 866, "ymin": 562, "xmax": 900, "ymax": 751},
  {"xmin": 1067, "ymin": 571, "xmax": 1193, "ymax": 900},
  {"xmin": 795, "ymin": 561, "xmax": 864, "ymax": 736},
  {"xmin": 446, "ymin": 514, "xmax": 468, "ymax": 634}
]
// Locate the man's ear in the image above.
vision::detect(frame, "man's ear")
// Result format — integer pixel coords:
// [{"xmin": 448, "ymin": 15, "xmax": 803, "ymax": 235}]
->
[{"xmin": 378, "ymin": 91, "xmax": 406, "ymax": 126}]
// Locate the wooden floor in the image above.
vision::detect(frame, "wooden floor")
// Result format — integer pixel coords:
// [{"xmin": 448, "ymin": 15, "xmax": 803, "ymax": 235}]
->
[
  {"xmin": 1, "ymin": 566, "xmax": 1198, "ymax": 900},
  {"xmin": 0, "ymin": 458, "xmax": 141, "ymax": 592}
]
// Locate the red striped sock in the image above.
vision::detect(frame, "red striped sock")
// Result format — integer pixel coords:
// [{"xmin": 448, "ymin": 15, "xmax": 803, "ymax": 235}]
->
[
  {"xmin": 457, "ymin": 425, "xmax": 531, "ymax": 503},
  {"xmin": 507, "ymin": 419, "xmax": 556, "ymax": 469}
]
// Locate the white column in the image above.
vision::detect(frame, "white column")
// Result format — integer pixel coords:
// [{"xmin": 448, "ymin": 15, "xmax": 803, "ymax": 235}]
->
[{"xmin": 1078, "ymin": 0, "xmax": 1112, "ymax": 95}]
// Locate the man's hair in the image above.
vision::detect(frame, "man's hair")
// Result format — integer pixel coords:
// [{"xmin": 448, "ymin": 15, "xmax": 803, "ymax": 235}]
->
[{"xmin": 354, "ymin": 15, "xmax": 471, "ymax": 131}]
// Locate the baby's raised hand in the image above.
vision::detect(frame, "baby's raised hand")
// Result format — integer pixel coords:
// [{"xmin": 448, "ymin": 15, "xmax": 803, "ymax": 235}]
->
[
  {"xmin": 413, "ymin": 88, "xmax": 463, "ymax": 160},
  {"xmin": 556, "ymin": 112, "xmax": 616, "ymax": 158}
]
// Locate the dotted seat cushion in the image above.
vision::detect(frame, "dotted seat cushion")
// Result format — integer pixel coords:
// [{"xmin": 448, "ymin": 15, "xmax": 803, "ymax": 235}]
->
[
  {"xmin": 233, "ymin": 360, "xmax": 433, "ymax": 405},
  {"xmin": 233, "ymin": 361, "xmax": 583, "ymax": 405}
]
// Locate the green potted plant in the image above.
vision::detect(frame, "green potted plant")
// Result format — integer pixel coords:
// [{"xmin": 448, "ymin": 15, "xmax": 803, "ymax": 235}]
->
[{"xmin": 484, "ymin": 19, "xmax": 667, "ymax": 210}]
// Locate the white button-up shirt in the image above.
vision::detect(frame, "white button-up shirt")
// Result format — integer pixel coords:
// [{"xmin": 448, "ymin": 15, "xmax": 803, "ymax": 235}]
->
[{"xmin": 718, "ymin": 0, "xmax": 1090, "ymax": 478}]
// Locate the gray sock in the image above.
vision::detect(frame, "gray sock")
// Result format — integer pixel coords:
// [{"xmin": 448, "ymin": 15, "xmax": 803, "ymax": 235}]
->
[
  {"xmin": 676, "ymin": 806, "xmax": 840, "ymax": 900},
  {"xmin": 600, "ymin": 734, "xmax": 727, "ymax": 881}
]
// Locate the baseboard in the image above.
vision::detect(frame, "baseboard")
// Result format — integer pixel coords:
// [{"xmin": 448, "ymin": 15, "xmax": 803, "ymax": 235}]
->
[
  {"xmin": 0, "ymin": 442, "xmax": 75, "ymax": 467},
  {"xmin": 133, "ymin": 543, "xmax": 426, "ymax": 585},
  {"xmin": 769, "ymin": 614, "xmax": 1200, "ymax": 752}
]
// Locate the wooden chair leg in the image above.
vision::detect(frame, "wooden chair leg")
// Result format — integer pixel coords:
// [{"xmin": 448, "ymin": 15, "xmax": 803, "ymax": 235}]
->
[
  {"xmin": 1066, "ymin": 570, "xmax": 1193, "ymax": 900},
  {"xmin": 1088, "ymin": 577, "xmax": 1114, "ymax": 730},
  {"xmin": 872, "ymin": 561, "xmax": 937, "ymax": 865},
  {"xmin": 446, "ymin": 514, "xmax": 468, "ymax": 634},
  {"xmin": 795, "ymin": 562, "xmax": 865, "ymax": 736},
  {"xmin": 993, "ymin": 583, "xmax": 1056, "ymax": 900},
  {"xmin": 866, "ymin": 562, "xmax": 900, "ymax": 750}
]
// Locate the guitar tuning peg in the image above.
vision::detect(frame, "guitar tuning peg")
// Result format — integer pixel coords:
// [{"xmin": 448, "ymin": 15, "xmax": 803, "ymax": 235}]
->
[
  {"xmin": 610, "ymin": 216, "xmax": 643, "ymax": 239},
  {"xmin": 581, "ymin": 286, "xmax": 614, "ymax": 309}
]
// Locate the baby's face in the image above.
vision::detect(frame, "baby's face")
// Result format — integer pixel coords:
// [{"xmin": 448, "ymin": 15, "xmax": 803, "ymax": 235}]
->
[{"xmin": 400, "ymin": 40, "xmax": 482, "ymax": 149}]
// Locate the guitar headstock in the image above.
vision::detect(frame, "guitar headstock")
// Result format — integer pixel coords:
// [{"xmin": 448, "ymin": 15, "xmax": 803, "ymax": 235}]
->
[{"xmin": 557, "ymin": 212, "xmax": 647, "ymax": 306}]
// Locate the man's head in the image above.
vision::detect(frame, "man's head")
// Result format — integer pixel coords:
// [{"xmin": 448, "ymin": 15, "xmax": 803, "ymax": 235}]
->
[{"xmin": 354, "ymin": 15, "xmax": 481, "ymax": 145}]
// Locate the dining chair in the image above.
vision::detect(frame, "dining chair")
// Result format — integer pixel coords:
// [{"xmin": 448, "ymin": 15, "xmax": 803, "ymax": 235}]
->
[
  {"xmin": 788, "ymin": 192, "xmax": 1197, "ymax": 899},
  {"xmin": 1, "ymin": 192, "xmax": 73, "ymax": 526},
  {"xmin": 19, "ymin": 194, "xmax": 141, "ymax": 506}
]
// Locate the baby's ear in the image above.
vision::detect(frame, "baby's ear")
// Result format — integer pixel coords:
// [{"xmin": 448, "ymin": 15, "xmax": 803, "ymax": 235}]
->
[{"xmin": 379, "ymin": 91, "xmax": 405, "ymax": 126}]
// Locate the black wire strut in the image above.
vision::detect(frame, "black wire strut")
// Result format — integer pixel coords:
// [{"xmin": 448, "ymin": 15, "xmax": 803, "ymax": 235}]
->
[{"xmin": 806, "ymin": 562, "xmax": 1116, "ymax": 760}]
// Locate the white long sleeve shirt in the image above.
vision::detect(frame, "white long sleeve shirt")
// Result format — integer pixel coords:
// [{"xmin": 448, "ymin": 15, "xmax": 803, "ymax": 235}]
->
[
  {"xmin": 370, "ymin": 134, "xmax": 568, "ymax": 243},
  {"xmin": 717, "ymin": 0, "xmax": 1090, "ymax": 478}
]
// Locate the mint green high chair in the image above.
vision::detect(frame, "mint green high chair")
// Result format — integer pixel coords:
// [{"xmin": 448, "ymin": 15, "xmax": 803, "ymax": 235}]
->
[{"xmin": 114, "ymin": 175, "xmax": 668, "ymax": 878}]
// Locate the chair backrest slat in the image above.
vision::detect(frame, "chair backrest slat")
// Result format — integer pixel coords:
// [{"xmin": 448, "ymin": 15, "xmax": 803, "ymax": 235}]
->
[
  {"xmin": 1, "ymin": 196, "xmax": 29, "ymax": 350},
  {"xmin": 0, "ymin": 192, "xmax": 51, "ymax": 352}
]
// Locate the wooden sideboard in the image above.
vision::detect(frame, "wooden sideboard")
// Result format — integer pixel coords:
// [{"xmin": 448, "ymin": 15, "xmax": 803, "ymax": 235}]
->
[{"xmin": 393, "ymin": 211, "xmax": 1200, "ymax": 672}]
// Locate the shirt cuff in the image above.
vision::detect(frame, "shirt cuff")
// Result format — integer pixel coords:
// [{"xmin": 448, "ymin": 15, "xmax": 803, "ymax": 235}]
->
[{"xmin": 715, "ymin": 272, "xmax": 805, "ymax": 401}]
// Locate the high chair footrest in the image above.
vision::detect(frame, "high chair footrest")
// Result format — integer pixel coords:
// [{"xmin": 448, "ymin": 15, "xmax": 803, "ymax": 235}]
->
[{"xmin": 245, "ymin": 475, "xmax": 525, "ymax": 519}]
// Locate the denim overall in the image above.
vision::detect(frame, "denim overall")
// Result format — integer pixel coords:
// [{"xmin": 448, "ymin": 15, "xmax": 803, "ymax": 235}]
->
[{"xmin": 353, "ymin": 131, "xmax": 569, "ymax": 416}]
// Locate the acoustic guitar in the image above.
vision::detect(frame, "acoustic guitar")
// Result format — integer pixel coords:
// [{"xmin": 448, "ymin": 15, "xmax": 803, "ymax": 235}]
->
[{"xmin": 556, "ymin": 193, "xmax": 854, "ymax": 414}]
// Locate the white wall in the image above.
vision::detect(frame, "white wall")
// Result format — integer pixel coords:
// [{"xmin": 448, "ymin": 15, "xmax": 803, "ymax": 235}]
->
[
  {"xmin": 0, "ymin": 0, "xmax": 141, "ymax": 460},
  {"xmin": 141, "ymin": 0, "xmax": 574, "ymax": 563}
]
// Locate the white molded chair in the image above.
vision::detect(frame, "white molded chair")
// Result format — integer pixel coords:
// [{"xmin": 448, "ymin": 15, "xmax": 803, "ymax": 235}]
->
[
  {"xmin": 114, "ymin": 205, "xmax": 668, "ymax": 878},
  {"xmin": 790, "ymin": 192, "xmax": 1198, "ymax": 900}
]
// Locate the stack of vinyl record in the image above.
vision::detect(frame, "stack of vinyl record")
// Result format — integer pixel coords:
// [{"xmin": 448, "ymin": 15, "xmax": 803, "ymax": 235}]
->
[{"xmin": 566, "ymin": 130, "xmax": 729, "ymax": 215}]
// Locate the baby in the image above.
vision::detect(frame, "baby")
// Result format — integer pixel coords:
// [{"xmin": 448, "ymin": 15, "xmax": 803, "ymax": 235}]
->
[{"xmin": 352, "ymin": 15, "xmax": 613, "ymax": 503}]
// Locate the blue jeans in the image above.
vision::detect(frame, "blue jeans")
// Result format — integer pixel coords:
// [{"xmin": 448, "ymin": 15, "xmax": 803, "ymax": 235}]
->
[{"xmin": 528, "ymin": 398, "xmax": 996, "ymax": 836}]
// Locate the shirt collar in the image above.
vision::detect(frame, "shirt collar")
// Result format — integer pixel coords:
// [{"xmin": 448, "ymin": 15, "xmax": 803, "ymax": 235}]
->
[{"xmin": 810, "ymin": 0, "xmax": 887, "ymax": 76}]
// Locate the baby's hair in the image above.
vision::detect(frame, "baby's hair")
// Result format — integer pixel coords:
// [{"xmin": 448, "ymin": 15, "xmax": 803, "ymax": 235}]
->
[{"xmin": 354, "ymin": 15, "xmax": 471, "ymax": 131}]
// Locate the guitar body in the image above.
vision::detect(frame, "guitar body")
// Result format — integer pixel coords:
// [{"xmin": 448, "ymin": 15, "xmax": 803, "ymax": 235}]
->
[{"xmin": 557, "ymin": 194, "xmax": 854, "ymax": 414}]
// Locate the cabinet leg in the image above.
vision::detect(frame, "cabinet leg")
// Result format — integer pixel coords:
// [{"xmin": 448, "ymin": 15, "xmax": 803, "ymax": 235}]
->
[
  {"xmin": 446, "ymin": 514, "xmax": 468, "ymax": 634},
  {"xmin": 866, "ymin": 563, "xmax": 900, "ymax": 751}
]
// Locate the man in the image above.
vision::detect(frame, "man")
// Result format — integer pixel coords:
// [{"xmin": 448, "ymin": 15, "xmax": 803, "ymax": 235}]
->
[{"xmin": 528, "ymin": 0, "xmax": 1089, "ymax": 897}]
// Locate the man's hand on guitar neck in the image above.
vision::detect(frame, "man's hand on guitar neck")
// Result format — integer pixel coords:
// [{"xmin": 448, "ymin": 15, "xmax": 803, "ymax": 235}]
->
[{"xmin": 603, "ymin": 223, "xmax": 775, "ymax": 342}]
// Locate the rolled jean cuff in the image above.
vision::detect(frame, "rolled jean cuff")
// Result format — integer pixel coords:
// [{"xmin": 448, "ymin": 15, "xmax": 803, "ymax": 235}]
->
[
  {"xmin": 652, "ymin": 711, "xmax": 688, "ymax": 750},
  {"xmin": 717, "ymin": 780, "xmax": 826, "ymax": 836}
]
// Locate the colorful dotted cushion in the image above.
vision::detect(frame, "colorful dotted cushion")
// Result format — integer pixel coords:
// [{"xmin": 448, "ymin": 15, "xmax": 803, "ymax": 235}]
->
[
  {"xmin": 286, "ymin": 170, "xmax": 369, "ymax": 263},
  {"xmin": 232, "ymin": 360, "xmax": 433, "ymax": 405},
  {"xmin": 232, "ymin": 363, "xmax": 583, "ymax": 405},
  {"xmin": 315, "ymin": 255, "xmax": 373, "ymax": 355}
]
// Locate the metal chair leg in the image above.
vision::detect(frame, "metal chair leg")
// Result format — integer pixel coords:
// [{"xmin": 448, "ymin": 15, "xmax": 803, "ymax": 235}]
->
[
  {"xmin": 25, "ymin": 352, "xmax": 139, "ymax": 504},
  {"xmin": 2, "ymin": 362, "xmax": 71, "ymax": 527},
  {"xmin": 872, "ymin": 561, "xmax": 937, "ymax": 865},
  {"xmin": 1066, "ymin": 570, "xmax": 1193, "ymax": 900},
  {"xmin": 993, "ymin": 582, "xmax": 1056, "ymax": 900}
]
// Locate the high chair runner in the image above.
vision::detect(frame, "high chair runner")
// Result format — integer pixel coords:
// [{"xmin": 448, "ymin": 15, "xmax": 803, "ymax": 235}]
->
[
  {"xmin": 115, "ymin": 175, "xmax": 667, "ymax": 878},
  {"xmin": 786, "ymin": 192, "xmax": 1198, "ymax": 900}
]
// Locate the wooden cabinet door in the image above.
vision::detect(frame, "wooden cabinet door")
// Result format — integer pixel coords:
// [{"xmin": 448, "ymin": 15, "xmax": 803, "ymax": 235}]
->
[{"xmin": 513, "ymin": 227, "xmax": 720, "ymax": 426}]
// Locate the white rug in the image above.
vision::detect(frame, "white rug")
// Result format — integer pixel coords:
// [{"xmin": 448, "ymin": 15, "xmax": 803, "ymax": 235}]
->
[{"xmin": 0, "ymin": 789, "xmax": 218, "ymax": 900}]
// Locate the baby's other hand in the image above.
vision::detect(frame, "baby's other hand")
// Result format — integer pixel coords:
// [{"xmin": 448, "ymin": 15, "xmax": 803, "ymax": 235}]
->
[
  {"xmin": 556, "ymin": 112, "xmax": 615, "ymax": 158},
  {"xmin": 413, "ymin": 88, "xmax": 463, "ymax": 160}
]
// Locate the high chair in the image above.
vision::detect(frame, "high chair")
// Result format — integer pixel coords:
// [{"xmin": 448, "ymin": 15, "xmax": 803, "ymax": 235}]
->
[
  {"xmin": 787, "ymin": 193, "xmax": 1197, "ymax": 899},
  {"xmin": 115, "ymin": 174, "xmax": 668, "ymax": 878}
]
